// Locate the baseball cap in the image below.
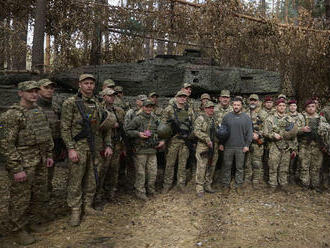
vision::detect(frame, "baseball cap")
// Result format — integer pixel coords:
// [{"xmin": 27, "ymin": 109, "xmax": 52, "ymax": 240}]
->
[
  {"xmin": 100, "ymin": 88, "xmax": 116, "ymax": 96},
  {"xmin": 18, "ymin": 81, "xmax": 40, "ymax": 91},
  {"xmin": 79, "ymin": 74, "xmax": 95, "ymax": 81},
  {"xmin": 220, "ymin": 90, "xmax": 230, "ymax": 97},
  {"xmin": 149, "ymin": 92, "xmax": 159, "ymax": 98},
  {"xmin": 137, "ymin": 95, "xmax": 148, "ymax": 101},
  {"xmin": 183, "ymin": 83, "xmax": 192, "ymax": 88},
  {"xmin": 143, "ymin": 100, "xmax": 155, "ymax": 107},
  {"xmin": 249, "ymin": 94, "xmax": 259, "ymax": 101},
  {"xmin": 38, "ymin": 79, "xmax": 56, "ymax": 87},
  {"xmin": 175, "ymin": 90, "xmax": 189, "ymax": 97},
  {"xmin": 204, "ymin": 101, "xmax": 215, "ymax": 108},
  {"xmin": 200, "ymin": 93, "xmax": 211, "ymax": 100},
  {"xmin": 103, "ymin": 79, "xmax": 116, "ymax": 87}
]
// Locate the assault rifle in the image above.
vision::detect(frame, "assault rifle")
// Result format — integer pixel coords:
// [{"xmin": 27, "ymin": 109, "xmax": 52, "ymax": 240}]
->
[{"xmin": 74, "ymin": 96, "xmax": 99, "ymax": 186}]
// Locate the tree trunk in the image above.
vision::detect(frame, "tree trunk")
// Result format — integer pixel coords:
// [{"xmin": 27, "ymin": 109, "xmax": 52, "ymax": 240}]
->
[
  {"xmin": 0, "ymin": 19, "xmax": 6, "ymax": 70},
  {"xmin": 90, "ymin": 0, "xmax": 104, "ymax": 65},
  {"xmin": 12, "ymin": 13, "xmax": 28, "ymax": 70},
  {"xmin": 44, "ymin": 34, "xmax": 51, "ymax": 72},
  {"xmin": 32, "ymin": 0, "xmax": 46, "ymax": 72},
  {"xmin": 260, "ymin": 0, "xmax": 266, "ymax": 15},
  {"xmin": 167, "ymin": 0, "xmax": 175, "ymax": 55},
  {"xmin": 326, "ymin": 0, "xmax": 330, "ymax": 25}
]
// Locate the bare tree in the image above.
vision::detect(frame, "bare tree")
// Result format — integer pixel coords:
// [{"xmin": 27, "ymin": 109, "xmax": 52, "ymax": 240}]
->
[{"xmin": 32, "ymin": 0, "xmax": 47, "ymax": 72}]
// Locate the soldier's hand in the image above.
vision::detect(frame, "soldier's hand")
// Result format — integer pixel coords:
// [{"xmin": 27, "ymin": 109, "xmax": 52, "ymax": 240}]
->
[
  {"xmin": 14, "ymin": 171, "xmax": 27, "ymax": 182},
  {"xmin": 243, "ymin": 146, "xmax": 249, "ymax": 153},
  {"xmin": 274, "ymin": 133, "xmax": 282, "ymax": 140},
  {"xmin": 104, "ymin": 147, "xmax": 113, "ymax": 157},
  {"xmin": 207, "ymin": 141, "xmax": 213, "ymax": 148},
  {"xmin": 253, "ymin": 132, "xmax": 259, "ymax": 140},
  {"xmin": 219, "ymin": 145, "xmax": 224, "ymax": 151},
  {"xmin": 114, "ymin": 122, "xmax": 119, "ymax": 128},
  {"xmin": 139, "ymin": 132, "xmax": 149, "ymax": 139},
  {"xmin": 156, "ymin": 140, "xmax": 165, "ymax": 149},
  {"xmin": 46, "ymin": 158, "xmax": 54, "ymax": 168},
  {"xmin": 301, "ymin": 126, "xmax": 311, "ymax": 133},
  {"xmin": 68, "ymin": 149, "xmax": 79, "ymax": 163}
]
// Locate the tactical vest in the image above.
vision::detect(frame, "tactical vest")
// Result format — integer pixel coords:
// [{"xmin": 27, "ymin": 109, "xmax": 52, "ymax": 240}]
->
[
  {"xmin": 15, "ymin": 106, "xmax": 52, "ymax": 147},
  {"xmin": 272, "ymin": 115, "xmax": 291, "ymax": 150},
  {"xmin": 173, "ymin": 104, "xmax": 191, "ymax": 135}
]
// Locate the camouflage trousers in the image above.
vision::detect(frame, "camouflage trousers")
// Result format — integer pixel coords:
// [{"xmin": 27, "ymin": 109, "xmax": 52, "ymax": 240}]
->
[
  {"xmin": 102, "ymin": 142, "xmax": 123, "ymax": 195},
  {"xmin": 67, "ymin": 149, "xmax": 101, "ymax": 209},
  {"xmin": 134, "ymin": 153, "xmax": 157, "ymax": 194},
  {"xmin": 8, "ymin": 159, "xmax": 48, "ymax": 231},
  {"xmin": 298, "ymin": 143, "xmax": 323, "ymax": 188},
  {"xmin": 245, "ymin": 143, "xmax": 264, "ymax": 185},
  {"xmin": 268, "ymin": 144, "xmax": 290, "ymax": 187},
  {"xmin": 221, "ymin": 148, "xmax": 245, "ymax": 187},
  {"xmin": 195, "ymin": 143, "xmax": 218, "ymax": 193},
  {"xmin": 163, "ymin": 138, "xmax": 189, "ymax": 188}
]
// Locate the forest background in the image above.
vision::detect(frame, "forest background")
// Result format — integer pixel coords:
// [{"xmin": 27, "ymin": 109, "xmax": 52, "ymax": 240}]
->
[{"xmin": 1, "ymin": 0, "xmax": 330, "ymax": 102}]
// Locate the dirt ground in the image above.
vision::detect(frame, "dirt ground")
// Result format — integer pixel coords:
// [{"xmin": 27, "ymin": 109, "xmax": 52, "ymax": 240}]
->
[{"xmin": 0, "ymin": 165, "xmax": 329, "ymax": 248}]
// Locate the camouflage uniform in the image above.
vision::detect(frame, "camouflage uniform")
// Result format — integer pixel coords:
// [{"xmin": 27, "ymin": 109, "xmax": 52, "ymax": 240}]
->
[
  {"xmin": 162, "ymin": 99, "xmax": 194, "ymax": 190},
  {"xmin": 193, "ymin": 112, "xmax": 219, "ymax": 193},
  {"xmin": 36, "ymin": 96, "xmax": 61, "ymax": 193},
  {"xmin": 102, "ymin": 105, "xmax": 125, "ymax": 198},
  {"xmin": 61, "ymin": 93, "xmax": 111, "ymax": 211},
  {"xmin": 114, "ymin": 96, "xmax": 130, "ymax": 112},
  {"xmin": 245, "ymin": 107, "xmax": 266, "ymax": 186},
  {"xmin": 298, "ymin": 113, "xmax": 329, "ymax": 188},
  {"xmin": 214, "ymin": 104, "xmax": 233, "ymax": 120},
  {"xmin": 126, "ymin": 110, "xmax": 160, "ymax": 195},
  {"xmin": 3, "ymin": 103, "xmax": 54, "ymax": 231},
  {"xmin": 263, "ymin": 112, "xmax": 297, "ymax": 188}
]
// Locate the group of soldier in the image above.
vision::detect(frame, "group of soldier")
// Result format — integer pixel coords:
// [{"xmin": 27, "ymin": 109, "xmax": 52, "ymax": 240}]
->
[{"xmin": 0, "ymin": 74, "xmax": 329, "ymax": 246}]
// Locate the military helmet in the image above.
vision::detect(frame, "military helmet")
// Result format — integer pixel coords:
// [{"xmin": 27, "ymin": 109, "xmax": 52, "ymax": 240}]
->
[
  {"xmin": 216, "ymin": 124, "xmax": 230, "ymax": 143},
  {"xmin": 100, "ymin": 110, "xmax": 116, "ymax": 130},
  {"xmin": 157, "ymin": 122, "xmax": 172, "ymax": 139},
  {"xmin": 283, "ymin": 122, "xmax": 298, "ymax": 140}
]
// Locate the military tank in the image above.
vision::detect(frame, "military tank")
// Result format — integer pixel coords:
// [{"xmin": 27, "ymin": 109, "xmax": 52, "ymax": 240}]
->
[{"xmin": 0, "ymin": 49, "xmax": 281, "ymax": 111}]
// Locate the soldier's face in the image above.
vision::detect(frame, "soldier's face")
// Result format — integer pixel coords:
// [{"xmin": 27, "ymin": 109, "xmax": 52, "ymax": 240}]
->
[
  {"xmin": 276, "ymin": 103, "xmax": 286, "ymax": 114},
  {"xmin": 264, "ymin": 101, "xmax": 273, "ymax": 110},
  {"xmin": 176, "ymin": 95, "xmax": 187, "ymax": 104},
  {"xmin": 136, "ymin": 100, "xmax": 143, "ymax": 108},
  {"xmin": 201, "ymin": 98, "xmax": 208, "ymax": 105},
  {"xmin": 219, "ymin": 96, "xmax": 230, "ymax": 106},
  {"xmin": 143, "ymin": 105, "xmax": 153, "ymax": 114},
  {"xmin": 183, "ymin": 87, "xmax": 192, "ymax": 96},
  {"xmin": 249, "ymin": 99, "xmax": 259, "ymax": 108},
  {"xmin": 289, "ymin": 103, "xmax": 297, "ymax": 113},
  {"xmin": 233, "ymin": 101, "xmax": 242, "ymax": 113},
  {"xmin": 204, "ymin": 106, "xmax": 214, "ymax": 116},
  {"xmin": 19, "ymin": 89, "xmax": 39, "ymax": 103},
  {"xmin": 150, "ymin": 95, "xmax": 158, "ymax": 104},
  {"xmin": 38, "ymin": 84, "xmax": 55, "ymax": 99},
  {"xmin": 104, "ymin": 94, "xmax": 115, "ymax": 104},
  {"xmin": 306, "ymin": 103, "xmax": 316, "ymax": 115},
  {"xmin": 79, "ymin": 79, "xmax": 95, "ymax": 96}
]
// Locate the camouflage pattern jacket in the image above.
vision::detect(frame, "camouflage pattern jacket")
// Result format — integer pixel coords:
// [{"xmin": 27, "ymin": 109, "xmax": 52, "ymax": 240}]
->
[
  {"xmin": 105, "ymin": 104, "xmax": 126, "ymax": 143},
  {"xmin": 114, "ymin": 96, "xmax": 130, "ymax": 112},
  {"xmin": 61, "ymin": 94, "xmax": 111, "ymax": 152},
  {"xmin": 214, "ymin": 104, "xmax": 233, "ymax": 123},
  {"xmin": 126, "ymin": 111, "xmax": 160, "ymax": 154},
  {"xmin": 263, "ymin": 112, "xmax": 297, "ymax": 151},
  {"xmin": 193, "ymin": 113, "xmax": 219, "ymax": 150},
  {"xmin": 162, "ymin": 101, "xmax": 194, "ymax": 141},
  {"xmin": 2, "ymin": 104, "xmax": 54, "ymax": 174},
  {"xmin": 299, "ymin": 112, "xmax": 330, "ymax": 148}
]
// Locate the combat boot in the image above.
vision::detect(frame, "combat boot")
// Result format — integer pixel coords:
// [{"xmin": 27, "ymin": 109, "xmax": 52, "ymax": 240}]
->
[
  {"xmin": 69, "ymin": 208, "xmax": 81, "ymax": 227},
  {"xmin": 135, "ymin": 191, "xmax": 148, "ymax": 201},
  {"xmin": 85, "ymin": 205, "xmax": 102, "ymax": 216},
  {"xmin": 176, "ymin": 184, "xmax": 187, "ymax": 193},
  {"xmin": 161, "ymin": 185, "xmax": 171, "ymax": 194},
  {"xmin": 222, "ymin": 187, "xmax": 231, "ymax": 196},
  {"xmin": 15, "ymin": 228, "xmax": 36, "ymax": 246}
]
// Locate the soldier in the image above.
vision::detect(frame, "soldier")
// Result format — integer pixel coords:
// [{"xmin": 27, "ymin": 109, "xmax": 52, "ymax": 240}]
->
[
  {"xmin": 124, "ymin": 95, "xmax": 147, "ymax": 129},
  {"xmin": 100, "ymin": 88, "xmax": 126, "ymax": 201},
  {"xmin": 3, "ymin": 81, "xmax": 54, "ymax": 245},
  {"xmin": 162, "ymin": 90, "xmax": 194, "ymax": 193},
  {"xmin": 320, "ymin": 97, "xmax": 330, "ymax": 189},
  {"xmin": 149, "ymin": 92, "xmax": 163, "ymax": 120},
  {"xmin": 298, "ymin": 99, "xmax": 329, "ymax": 192},
  {"xmin": 102, "ymin": 79, "xmax": 116, "ymax": 90},
  {"xmin": 61, "ymin": 74, "xmax": 113, "ymax": 227},
  {"xmin": 169, "ymin": 83, "xmax": 196, "ymax": 115},
  {"xmin": 244, "ymin": 94, "xmax": 266, "ymax": 189},
  {"xmin": 36, "ymin": 79, "xmax": 62, "ymax": 197},
  {"xmin": 214, "ymin": 90, "xmax": 233, "ymax": 120},
  {"xmin": 114, "ymin": 85, "xmax": 130, "ymax": 111},
  {"xmin": 126, "ymin": 100, "xmax": 165, "ymax": 200},
  {"xmin": 263, "ymin": 99, "xmax": 298, "ymax": 193},
  {"xmin": 277, "ymin": 94, "xmax": 287, "ymax": 101},
  {"xmin": 260, "ymin": 96, "xmax": 275, "ymax": 117},
  {"xmin": 288, "ymin": 99, "xmax": 304, "ymax": 183},
  {"xmin": 219, "ymin": 97, "xmax": 253, "ymax": 195},
  {"xmin": 199, "ymin": 93, "xmax": 211, "ymax": 112},
  {"xmin": 194, "ymin": 101, "xmax": 219, "ymax": 197}
]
